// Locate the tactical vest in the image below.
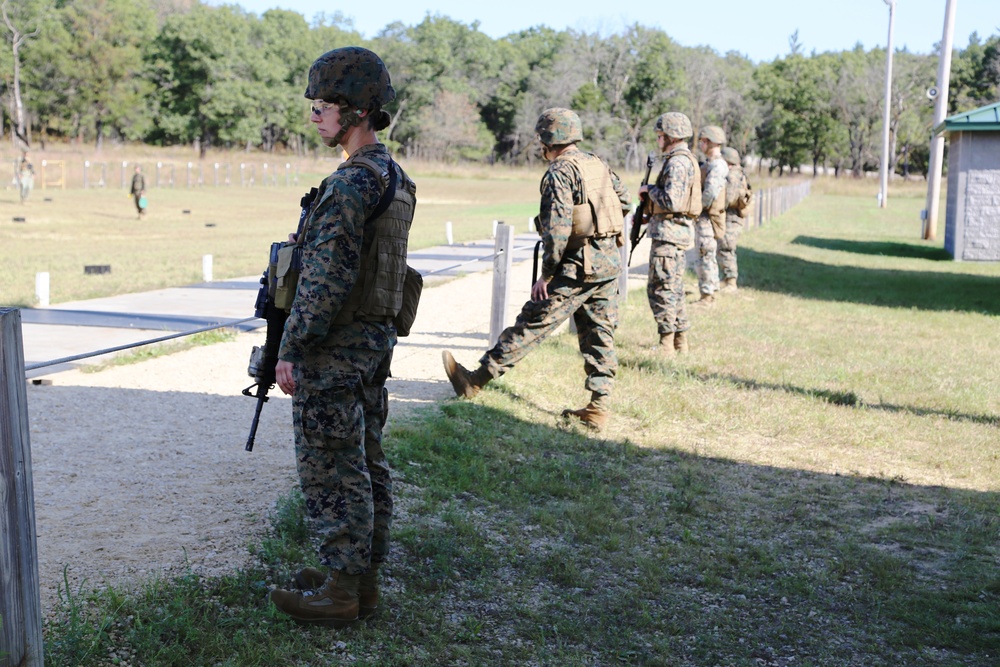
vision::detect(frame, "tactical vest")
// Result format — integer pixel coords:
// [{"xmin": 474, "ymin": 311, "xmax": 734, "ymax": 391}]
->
[
  {"xmin": 701, "ymin": 158, "xmax": 728, "ymax": 239},
  {"xmin": 649, "ymin": 147, "xmax": 701, "ymax": 219},
  {"xmin": 332, "ymin": 153, "xmax": 417, "ymax": 326},
  {"xmin": 553, "ymin": 150, "xmax": 624, "ymax": 249}
]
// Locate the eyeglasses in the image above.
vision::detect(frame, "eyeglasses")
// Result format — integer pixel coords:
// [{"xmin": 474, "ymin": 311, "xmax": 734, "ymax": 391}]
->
[{"xmin": 310, "ymin": 101, "xmax": 337, "ymax": 117}]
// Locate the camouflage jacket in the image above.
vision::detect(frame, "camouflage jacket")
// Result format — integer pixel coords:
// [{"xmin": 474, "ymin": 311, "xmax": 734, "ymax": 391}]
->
[
  {"xmin": 539, "ymin": 146, "xmax": 630, "ymax": 283},
  {"xmin": 700, "ymin": 156, "xmax": 729, "ymax": 213},
  {"xmin": 279, "ymin": 143, "xmax": 398, "ymax": 363},
  {"xmin": 646, "ymin": 144, "xmax": 701, "ymax": 248}
]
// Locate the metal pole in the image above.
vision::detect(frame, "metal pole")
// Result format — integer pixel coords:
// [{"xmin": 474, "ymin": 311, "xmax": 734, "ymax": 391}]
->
[
  {"xmin": 878, "ymin": 0, "xmax": 896, "ymax": 208},
  {"xmin": 923, "ymin": 0, "xmax": 958, "ymax": 240}
]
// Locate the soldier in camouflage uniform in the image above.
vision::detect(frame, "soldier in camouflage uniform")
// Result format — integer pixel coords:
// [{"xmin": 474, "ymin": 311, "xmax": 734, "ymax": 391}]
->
[
  {"xmin": 693, "ymin": 126, "xmax": 729, "ymax": 307},
  {"xmin": 637, "ymin": 112, "xmax": 702, "ymax": 354},
  {"xmin": 442, "ymin": 108, "xmax": 630, "ymax": 430},
  {"xmin": 268, "ymin": 46, "xmax": 416, "ymax": 628},
  {"xmin": 718, "ymin": 146, "xmax": 752, "ymax": 292}
]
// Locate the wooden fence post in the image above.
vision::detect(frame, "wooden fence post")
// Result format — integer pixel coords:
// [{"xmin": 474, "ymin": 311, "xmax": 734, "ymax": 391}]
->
[
  {"xmin": 0, "ymin": 308, "xmax": 44, "ymax": 667},
  {"xmin": 489, "ymin": 224, "xmax": 515, "ymax": 348}
]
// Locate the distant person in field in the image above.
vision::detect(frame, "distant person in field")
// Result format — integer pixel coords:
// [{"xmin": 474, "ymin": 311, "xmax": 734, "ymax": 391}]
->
[
  {"xmin": 693, "ymin": 125, "xmax": 729, "ymax": 306},
  {"xmin": 637, "ymin": 112, "xmax": 702, "ymax": 354},
  {"xmin": 719, "ymin": 146, "xmax": 753, "ymax": 293},
  {"xmin": 18, "ymin": 151, "xmax": 34, "ymax": 203},
  {"xmin": 442, "ymin": 107, "xmax": 631, "ymax": 430},
  {"xmin": 130, "ymin": 165, "xmax": 146, "ymax": 219}
]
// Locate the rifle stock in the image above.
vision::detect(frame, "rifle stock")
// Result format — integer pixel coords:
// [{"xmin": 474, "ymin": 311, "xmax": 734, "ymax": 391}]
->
[{"xmin": 627, "ymin": 153, "xmax": 657, "ymax": 266}]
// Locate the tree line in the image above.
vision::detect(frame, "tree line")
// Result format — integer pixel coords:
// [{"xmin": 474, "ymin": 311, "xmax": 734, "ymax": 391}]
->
[{"xmin": 3, "ymin": 0, "xmax": 999, "ymax": 174}]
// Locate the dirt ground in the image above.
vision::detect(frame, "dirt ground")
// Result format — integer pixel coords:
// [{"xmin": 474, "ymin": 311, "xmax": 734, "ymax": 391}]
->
[{"xmin": 25, "ymin": 262, "xmax": 536, "ymax": 610}]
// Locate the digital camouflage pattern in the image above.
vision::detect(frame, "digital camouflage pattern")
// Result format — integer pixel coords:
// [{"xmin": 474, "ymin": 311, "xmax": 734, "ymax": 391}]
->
[
  {"xmin": 645, "ymin": 144, "xmax": 700, "ymax": 248},
  {"xmin": 645, "ymin": 142, "xmax": 701, "ymax": 335},
  {"xmin": 480, "ymin": 145, "xmax": 629, "ymax": 404},
  {"xmin": 305, "ymin": 46, "xmax": 395, "ymax": 109},
  {"xmin": 655, "ymin": 112, "xmax": 693, "ymax": 139},
  {"xmin": 647, "ymin": 242, "xmax": 689, "ymax": 335},
  {"xmin": 697, "ymin": 156, "xmax": 729, "ymax": 295},
  {"xmin": 719, "ymin": 161, "xmax": 752, "ymax": 281},
  {"xmin": 699, "ymin": 125, "xmax": 726, "ymax": 145},
  {"xmin": 292, "ymin": 347, "xmax": 393, "ymax": 574},
  {"xmin": 279, "ymin": 143, "xmax": 413, "ymax": 575},
  {"xmin": 535, "ymin": 107, "xmax": 583, "ymax": 146}
]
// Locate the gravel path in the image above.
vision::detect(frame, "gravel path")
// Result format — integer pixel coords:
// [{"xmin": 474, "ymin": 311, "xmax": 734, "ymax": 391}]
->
[{"xmin": 26, "ymin": 261, "xmax": 535, "ymax": 610}]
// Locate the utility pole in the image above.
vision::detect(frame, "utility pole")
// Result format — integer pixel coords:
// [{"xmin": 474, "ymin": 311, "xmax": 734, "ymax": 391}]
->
[
  {"xmin": 878, "ymin": 0, "xmax": 897, "ymax": 208},
  {"xmin": 923, "ymin": 0, "xmax": 958, "ymax": 240}
]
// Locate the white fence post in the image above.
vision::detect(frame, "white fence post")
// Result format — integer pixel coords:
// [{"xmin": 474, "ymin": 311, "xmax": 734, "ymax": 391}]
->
[
  {"xmin": 0, "ymin": 308, "xmax": 45, "ymax": 667},
  {"xmin": 202, "ymin": 255, "xmax": 213, "ymax": 283},
  {"xmin": 34, "ymin": 273, "xmax": 49, "ymax": 308},
  {"xmin": 489, "ymin": 223, "xmax": 515, "ymax": 348},
  {"xmin": 445, "ymin": 221, "xmax": 453, "ymax": 246}
]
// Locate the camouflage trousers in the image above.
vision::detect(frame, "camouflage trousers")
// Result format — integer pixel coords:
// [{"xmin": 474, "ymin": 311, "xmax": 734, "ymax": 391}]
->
[
  {"xmin": 481, "ymin": 275, "xmax": 619, "ymax": 402},
  {"xmin": 695, "ymin": 218, "xmax": 719, "ymax": 296},
  {"xmin": 292, "ymin": 346, "xmax": 393, "ymax": 575},
  {"xmin": 716, "ymin": 220, "xmax": 743, "ymax": 281},
  {"xmin": 646, "ymin": 240, "xmax": 689, "ymax": 336}
]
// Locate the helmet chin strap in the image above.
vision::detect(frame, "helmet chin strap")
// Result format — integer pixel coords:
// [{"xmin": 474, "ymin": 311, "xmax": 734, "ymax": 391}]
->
[{"xmin": 328, "ymin": 104, "xmax": 365, "ymax": 148}]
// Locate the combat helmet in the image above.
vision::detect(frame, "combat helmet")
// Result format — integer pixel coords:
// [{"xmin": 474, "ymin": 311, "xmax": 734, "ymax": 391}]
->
[
  {"xmin": 699, "ymin": 125, "xmax": 726, "ymax": 146},
  {"xmin": 721, "ymin": 146, "xmax": 741, "ymax": 166},
  {"xmin": 655, "ymin": 112, "xmax": 693, "ymax": 140},
  {"xmin": 535, "ymin": 108, "xmax": 583, "ymax": 146},
  {"xmin": 304, "ymin": 46, "xmax": 395, "ymax": 110}
]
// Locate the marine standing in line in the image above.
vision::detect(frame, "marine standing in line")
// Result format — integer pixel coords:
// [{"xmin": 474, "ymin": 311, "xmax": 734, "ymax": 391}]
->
[
  {"xmin": 130, "ymin": 165, "xmax": 146, "ymax": 219},
  {"xmin": 268, "ymin": 46, "xmax": 416, "ymax": 627},
  {"xmin": 442, "ymin": 107, "xmax": 631, "ymax": 430},
  {"xmin": 637, "ymin": 112, "xmax": 702, "ymax": 354},
  {"xmin": 718, "ymin": 146, "xmax": 753, "ymax": 292},
  {"xmin": 693, "ymin": 125, "xmax": 729, "ymax": 307}
]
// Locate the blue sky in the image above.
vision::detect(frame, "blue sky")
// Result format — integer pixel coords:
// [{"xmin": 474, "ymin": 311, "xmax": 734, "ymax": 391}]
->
[{"xmin": 218, "ymin": 0, "xmax": 999, "ymax": 63}]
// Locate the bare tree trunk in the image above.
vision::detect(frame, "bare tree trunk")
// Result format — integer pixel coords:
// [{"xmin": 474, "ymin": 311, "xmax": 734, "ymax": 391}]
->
[{"xmin": 2, "ymin": 0, "xmax": 38, "ymax": 151}]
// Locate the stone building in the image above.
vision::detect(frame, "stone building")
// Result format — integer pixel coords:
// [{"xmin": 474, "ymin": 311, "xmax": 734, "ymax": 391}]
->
[{"xmin": 939, "ymin": 101, "xmax": 1000, "ymax": 261}]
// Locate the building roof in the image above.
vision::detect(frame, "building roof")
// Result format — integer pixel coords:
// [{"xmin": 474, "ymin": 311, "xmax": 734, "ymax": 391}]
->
[{"xmin": 934, "ymin": 101, "xmax": 1000, "ymax": 135}]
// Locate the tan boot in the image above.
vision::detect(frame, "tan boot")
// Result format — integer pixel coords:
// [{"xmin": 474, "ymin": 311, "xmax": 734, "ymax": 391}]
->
[
  {"xmin": 693, "ymin": 293, "xmax": 715, "ymax": 307},
  {"xmin": 674, "ymin": 330, "xmax": 689, "ymax": 354},
  {"xmin": 296, "ymin": 564, "xmax": 379, "ymax": 618},
  {"xmin": 442, "ymin": 351, "xmax": 490, "ymax": 398},
  {"xmin": 721, "ymin": 278, "xmax": 737, "ymax": 293},
  {"xmin": 658, "ymin": 333, "xmax": 675, "ymax": 355},
  {"xmin": 269, "ymin": 570, "xmax": 359, "ymax": 627},
  {"xmin": 561, "ymin": 403, "xmax": 609, "ymax": 430}
]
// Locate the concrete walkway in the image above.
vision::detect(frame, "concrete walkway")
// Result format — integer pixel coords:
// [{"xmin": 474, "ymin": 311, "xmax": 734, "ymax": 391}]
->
[{"xmin": 20, "ymin": 234, "xmax": 548, "ymax": 378}]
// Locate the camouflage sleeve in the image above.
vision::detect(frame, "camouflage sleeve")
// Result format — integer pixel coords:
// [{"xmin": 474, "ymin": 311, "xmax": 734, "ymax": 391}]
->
[
  {"xmin": 702, "ymin": 160, "xmax": 729, "ymax": 208},
  {"xmin": 610, "ymin": 167, "xmax": 631, "ymax": 213},
  {"xmin": 278, "ymin": 172, "xmax": 375, "ymax": 363},
  {"xmin": 539, "ymin": 162, "xmax": 577, "ymax": 281},
  {"xmin": 647, "ymin": 157, "xmax": 690, "ymax": 214}
]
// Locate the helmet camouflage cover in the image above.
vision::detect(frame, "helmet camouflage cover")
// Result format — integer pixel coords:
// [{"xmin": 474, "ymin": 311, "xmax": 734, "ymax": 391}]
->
[
  {"xmin": 304, "ymin": 46, "xmax": 395, "ymax": 110},
  {"xmin": 721, "ymin": 146, "xmax": 741, "ymax": 166},
  {"xmin": 655, "ymin": 112, "xmax": 693, "ymax": 139},
  {"xmin": 535, "ymin": 107, "xmax": 583, "ymax": 145},
  {"xmin": 699, "ymin": 125, "xmax": 727, "ymax": 145}
]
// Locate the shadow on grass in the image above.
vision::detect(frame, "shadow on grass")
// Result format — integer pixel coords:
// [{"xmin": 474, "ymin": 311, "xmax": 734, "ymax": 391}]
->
[
  {"xmin": 740, "ymin": 247, "xmax": 1000, "ymax": 315},
  {"xmin": 694, "ymin": 370, "xmax": 1000, "ymax": 427},
  {"xmin": 790, "ymin": 236, "xmax": 953, "ymax": 261}
]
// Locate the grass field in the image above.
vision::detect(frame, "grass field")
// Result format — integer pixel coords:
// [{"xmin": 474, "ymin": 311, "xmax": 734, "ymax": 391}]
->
[{"xmin": 39, "ymin": 171, "xmax": 999, "ymax": 666}]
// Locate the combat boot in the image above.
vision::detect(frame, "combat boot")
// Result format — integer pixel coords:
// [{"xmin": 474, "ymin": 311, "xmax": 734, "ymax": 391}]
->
[
  {"xmin": 674, "ymin": 330, "xmax": 689, "ymax": 354},
  {"xmin": 269, "ymin": 570, "xmax": 359, "ymax": 627},
  {"xmin": 561, "ymin": 403, "xmax": 610, "ymax": 430},
  {"xmin": 693, "ymin": 293, "xmax": 715, "ymax": 307},
  {"xmin": 658, "ymin": 333, "xmax": 675, "ymax": 355},
  {"xmin": 442, "ymin": 351, "xmax": 490, "ymax": 398},
  {"xmin": 721, "ymin": 278, "xmax": 738, "ymax": 293},
  {"xmin": 295, "ymin": 564, "xmax": 380, "ymax": 618}
]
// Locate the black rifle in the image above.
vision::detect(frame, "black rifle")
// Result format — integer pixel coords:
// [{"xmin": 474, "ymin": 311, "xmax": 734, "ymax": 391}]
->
[
  {"xmin": 242, "ymin": 188, "xmax": 316, "ymax": 451},
  {"xmin": 627, "ymin": 153, "xmax": 657, "ymax": 266}
]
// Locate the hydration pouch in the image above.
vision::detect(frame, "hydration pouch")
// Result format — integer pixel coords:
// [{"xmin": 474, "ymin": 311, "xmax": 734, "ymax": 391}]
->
[{"xmin": 273, "ymin": 242, "xmax": 302, "ymax": 312}]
